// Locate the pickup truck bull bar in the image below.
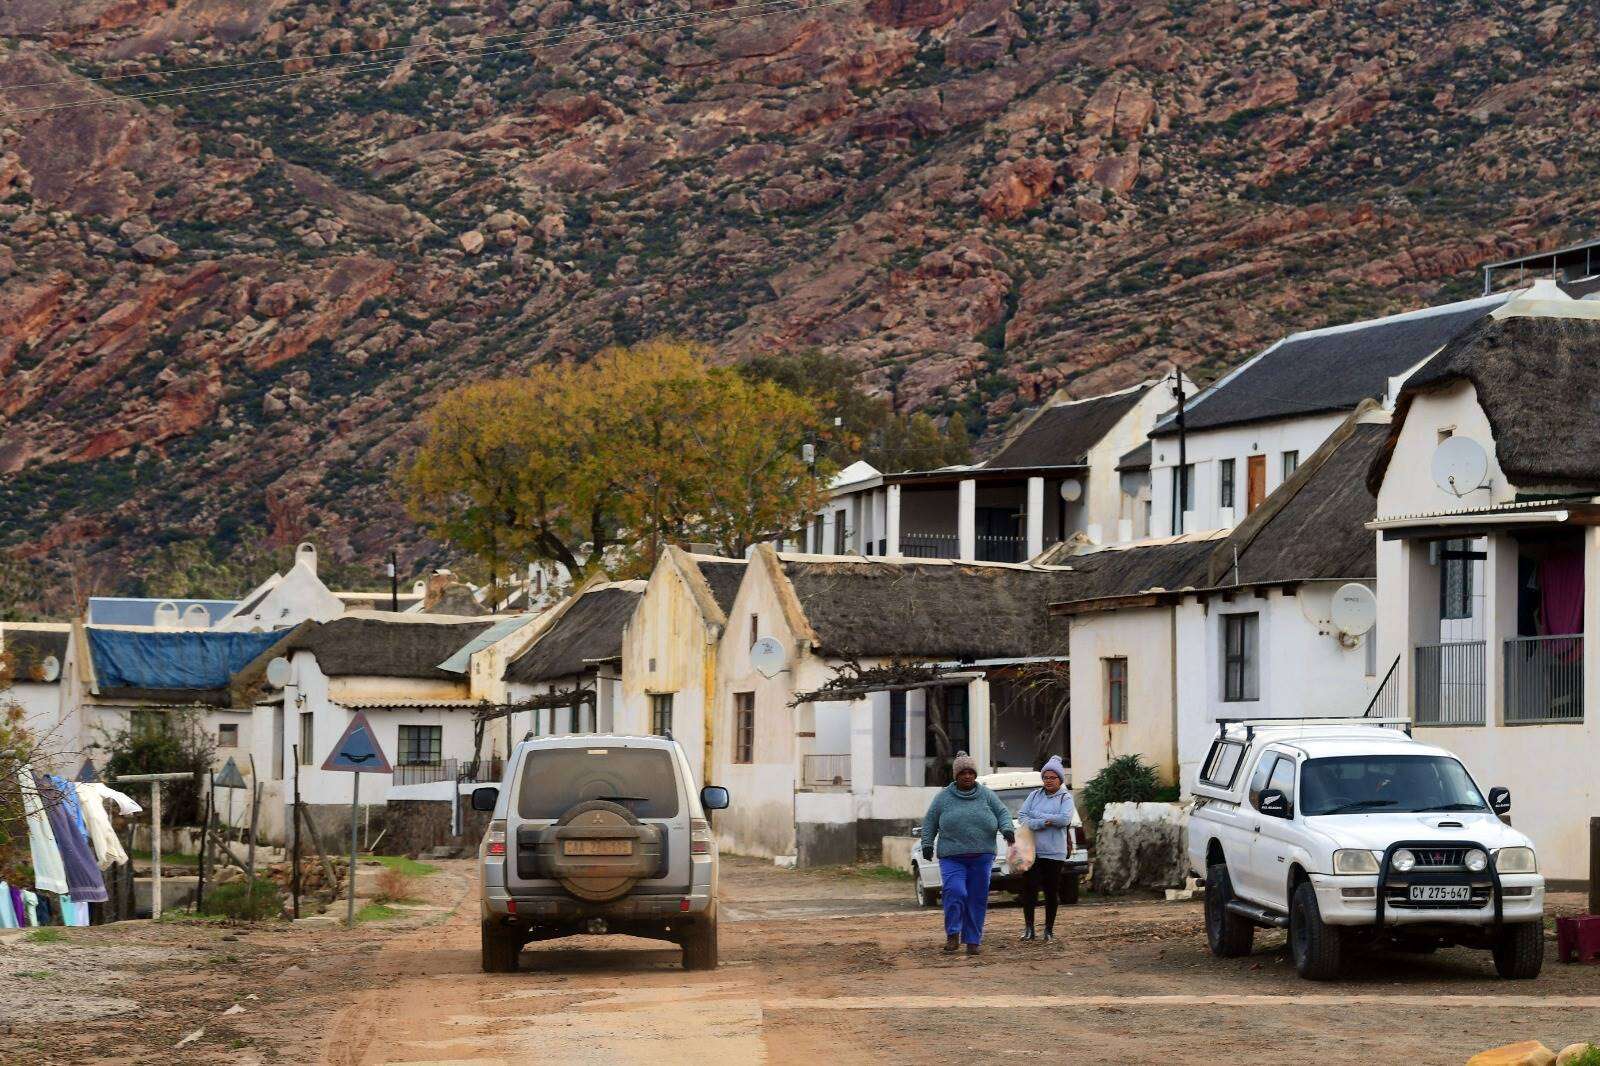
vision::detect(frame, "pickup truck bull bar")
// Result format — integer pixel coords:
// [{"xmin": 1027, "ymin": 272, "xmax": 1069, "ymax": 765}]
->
[{"xmin": 1374, "ymin": 839, "xmax": 1503, "ymax": 929}]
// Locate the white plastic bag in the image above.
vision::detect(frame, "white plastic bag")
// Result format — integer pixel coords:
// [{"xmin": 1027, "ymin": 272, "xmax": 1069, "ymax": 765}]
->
[{"xmin": 1009, "ymin": 823, "xmax": 1036, "ymax": 872}]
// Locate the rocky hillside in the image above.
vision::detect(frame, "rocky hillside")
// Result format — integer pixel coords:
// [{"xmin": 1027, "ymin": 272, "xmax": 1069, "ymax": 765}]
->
[{"xmin": 0, "ymin": 0, "xmax": 1595, "ymax": 583}]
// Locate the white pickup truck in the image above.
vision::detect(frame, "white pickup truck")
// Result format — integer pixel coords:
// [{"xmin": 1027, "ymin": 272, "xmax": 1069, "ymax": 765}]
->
[{"xmin": 1187, "ymin": 718, "xmax": 1544, "ymax": 980}]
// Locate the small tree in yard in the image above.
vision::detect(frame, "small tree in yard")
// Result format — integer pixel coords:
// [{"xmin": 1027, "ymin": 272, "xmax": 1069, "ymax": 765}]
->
[
  {"xmin": 1078, "ymin": 755, "xmax": 1162, "ymax": 834},
  {"xmin": 102, "ymin": 710, "xmax": 214, "ymax": 826}
]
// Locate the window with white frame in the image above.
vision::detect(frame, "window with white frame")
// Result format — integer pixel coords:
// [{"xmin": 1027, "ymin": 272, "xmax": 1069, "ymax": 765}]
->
[
  {"xmin": 1105, "ymin": 657, "xmax": 1129, "ymax": 723},
  {"xmin": 1281, "ymin": 450, "xmax": 1299, "ymax": 480},
  {"xmin": 217, "ymin": 722, "xmax": 239, "ymax": 748},
  {"xmin": 1222, "ymin": 612, "xmax": 1260, "ymax": 702},
  {"xmin": 733, "ymin": 692, "xmax": 755, "ymax": 764},
  {"xmin": 1219, "ymin": 458, "xmax": 1236, "ymax": 510}
]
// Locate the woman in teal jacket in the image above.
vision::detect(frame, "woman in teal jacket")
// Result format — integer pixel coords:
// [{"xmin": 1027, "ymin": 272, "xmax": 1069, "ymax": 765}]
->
[{"xmin": 919, "ymin": 752, "xmax": 1014, "ymax": 955}]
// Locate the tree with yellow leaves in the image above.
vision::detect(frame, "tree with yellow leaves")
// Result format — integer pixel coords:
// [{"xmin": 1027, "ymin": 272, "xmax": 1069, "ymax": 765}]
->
[{"xmin": 404, "ymin": 340, "xmax": 832, "ymax": 580}]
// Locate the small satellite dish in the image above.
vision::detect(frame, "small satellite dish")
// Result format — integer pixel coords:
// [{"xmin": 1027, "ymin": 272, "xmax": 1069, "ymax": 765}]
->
[
  {"xmin": 750, "ymin": 637, "xmax": 788, "ymax": 678},
  {"xmin": 39, "ymin": 655, "xmax": 60, "ymax": 682},
  {"xmin": 1330, "ymin": 583, "xmax": 1378, "ymax": 637},
  {"xmin": 1059, "ymin": 478, "xmax": 1083, "ymax": 503},
  {"xmin": 1432, "ymin": 436, "xmax": 1489, "ymax": 498},
  {"xmin": 265, "ymin": 656, "xmax": 293, "ymax": 689}
]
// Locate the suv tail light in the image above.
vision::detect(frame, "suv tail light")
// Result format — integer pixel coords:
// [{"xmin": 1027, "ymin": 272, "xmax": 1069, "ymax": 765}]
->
[
  {"xmin": 691, "ymin": 818, "xmax": 714, "ymax": 855},
  {"xmin": 486, "ymin": 820, "xmax": 506, "ymax": 857}
]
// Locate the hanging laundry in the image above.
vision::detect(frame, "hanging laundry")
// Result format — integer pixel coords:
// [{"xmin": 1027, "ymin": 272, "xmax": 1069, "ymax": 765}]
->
[
  {"xmin": 79, "ymin": 781, "xmax": 141, "ymax": 817},
  {"xmin": 61, "ymin": 897, "xmax": 89, "ymax": 927},
  {"xmin": 20, "ymin": 890, "xmax": 38, "ymax": 927},
  {"xmin": 18, "ymin": 769, "xmax": 68, "ymax": 895},
  {"xmin": 35, "ymin": 774, "xmax": 107, "ymax": 904},
  {"xmin": 8, "ymin": 885, "xmax": 24, "ymax": 927},
  {"xmin": 74, "ymin": 782, "xmax": 132, "ymax": 868},
  {"xmin": 49, "ymin": 775, "xmax": 90, "ymax": 841},
  {"xmin": 34, "ymin": 894, "xmax": 54, "ymax": 927},
  {"xmin": 0, "ymin": 883, "xmax": 15, "ymax": 929}
]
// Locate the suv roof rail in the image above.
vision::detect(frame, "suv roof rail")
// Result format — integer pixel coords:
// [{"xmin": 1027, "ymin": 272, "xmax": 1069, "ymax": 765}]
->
[{"xmin": 1215, "ymin": 716, "xmax": 1413, "ymax": 742}]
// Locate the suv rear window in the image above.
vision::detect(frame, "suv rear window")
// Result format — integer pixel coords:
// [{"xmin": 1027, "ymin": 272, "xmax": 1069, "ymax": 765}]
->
[
  {"xmin": 1199, "ymin": 740, "xmax": 1246, "ymax": 788},
  {"xmin": 516, "ymin": 747, "xmax": 681, "ymax": 820}
]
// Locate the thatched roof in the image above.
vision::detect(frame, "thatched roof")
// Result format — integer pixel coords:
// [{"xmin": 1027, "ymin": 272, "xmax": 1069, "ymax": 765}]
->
[
  {"xmin": 426, "ymin": 585, "xmax": 488, "ymax": 616},
  {"xmin": 1371, "ymin": 312, "xmax": 1600, "ymax": 493},
  {"xmin": 0, "ymin": 625, "xmax": 68, "ymax": 679},
  {"xmin": 1210, "ymin": 412, "xmax": 1385, "ymax": 587},
  {"xmin": 1155, "ymin": 294, "xmax": 1502, "ymax": 437},
  {"xmin": 778, "ymin": 557, "xmax": 1073, "ymax": 661},
  {"xmin": 693, "ymin": 558, "xmax": 748, "ymax": 616},
  {"xmin": 504, "ymin": 583, "xmax": 643, "ymax": 683},
  {"xmin": 1045, "ymin": 536, "xmax": 1218, "ymax": 612},
  {"xmin": 285, "ymin": 616, "xmax": 491, "ymax": 679},
  {"xmin": 987, "ymin": 385, "xmax": 1152, "ymax": 469}
]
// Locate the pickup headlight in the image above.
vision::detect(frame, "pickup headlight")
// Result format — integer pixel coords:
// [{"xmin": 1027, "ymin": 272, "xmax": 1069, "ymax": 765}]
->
[
  {"xmin": 1333, "ymin": 849, "xmax": 1380, "ymax": 874},
  {"xmin": 1392, "ymin": 848, "xmax": 1416, "ymax": 872},
  {"xmin": 1494, "ymin": 846, "xmax": 1537, "ymax": 874},
  {"xmin": 1463, "ymin": 848, "xmax": 1488, "ymax": 872}
]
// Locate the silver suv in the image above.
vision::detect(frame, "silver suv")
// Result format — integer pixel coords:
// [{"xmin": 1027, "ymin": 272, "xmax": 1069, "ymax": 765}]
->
[{"xmin": 473, "ymin": 734, "xmax": 729, "ymax": 973}]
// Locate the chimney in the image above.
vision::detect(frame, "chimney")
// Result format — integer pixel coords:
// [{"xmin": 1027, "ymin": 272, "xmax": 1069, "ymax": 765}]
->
[
  {"xmin": 295, "ymin": 542, "xmax": 318, "ymax": 575},
  {"xmin": 424, "ymin": 570, "xmax": 455, "ymax": 609}
]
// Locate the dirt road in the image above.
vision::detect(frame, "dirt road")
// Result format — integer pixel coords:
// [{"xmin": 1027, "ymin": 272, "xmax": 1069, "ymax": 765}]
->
[{"xmin": 8, "ymin": 858, "xmax": 1600, "ymax": 1065}]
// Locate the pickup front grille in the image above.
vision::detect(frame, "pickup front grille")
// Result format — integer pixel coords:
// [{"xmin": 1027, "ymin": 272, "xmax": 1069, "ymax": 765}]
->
[{"xmin": 1408, "ymin": 847, "xmax": 1467, "ymax": 869}]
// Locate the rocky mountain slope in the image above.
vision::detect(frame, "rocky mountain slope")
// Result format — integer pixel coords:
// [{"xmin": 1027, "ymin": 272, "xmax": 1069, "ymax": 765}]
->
[{"xmin": 0, "ymin": 0, "xmax": 1595, "ymax": 584}]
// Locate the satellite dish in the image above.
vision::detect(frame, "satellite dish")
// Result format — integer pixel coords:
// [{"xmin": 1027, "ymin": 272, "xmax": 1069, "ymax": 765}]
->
[
  {"xmin": 39, "ymin": 655, "xmax": 60, "ymax": 682},
  {"xmin": 265, "ymin": 656, "xmax": 292, "ymax": 688},
  {"xmin": 1059, "ymin": 478, "xmax": 1083, "ymax": 503},
  {"xmin": 750, "ymin": 637, "xmax": 788, "ymax": 678},
  {"xmin": 1330, "ymin": 583, "xmax": 1378, "ymax": 637},
  {"xmin": 1432, "ymin": 436, "xmax": 1489, "ymax": 497}
]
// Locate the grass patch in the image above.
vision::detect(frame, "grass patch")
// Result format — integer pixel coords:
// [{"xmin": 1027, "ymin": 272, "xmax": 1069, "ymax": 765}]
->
[
  {"xmin": 157, "ymin": 911, "xmax": 228, "ymax": 924},
  {"xmin": 130, "ymin": 850, "xmax": 201, "ymax": 865},
  {"xmin": 17, "ymin": 970, "xmax": 49, "ymax": 979},
  {"xmin": 356, "ymin": 902, "xmax": 403, "ymax": 923},
  {"xmin": 365, "ymin": 855, "xmax": 439, "ymax": 877},
  {"xmin": 197, "ymin": 878, "xmax": 285, "ymax": 922},
  {"xmin": 23, "ymin": 929, "xmax": 65, "ymax": 944}
]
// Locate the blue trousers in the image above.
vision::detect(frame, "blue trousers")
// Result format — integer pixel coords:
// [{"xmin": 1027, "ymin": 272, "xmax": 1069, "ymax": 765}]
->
[{"xmin": 939, "ymin": 853, "xmax": 993, "ymax": 945}]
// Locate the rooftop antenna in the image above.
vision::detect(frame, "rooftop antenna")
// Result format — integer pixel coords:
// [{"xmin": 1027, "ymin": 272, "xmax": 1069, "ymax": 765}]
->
[
  {"xmin": 387, "ymin": 550, "xmax": 399, "ymax": 613},
  {"xmin": 1169, "ymin": 364, "xmax": 1188, "ymax": 536}
]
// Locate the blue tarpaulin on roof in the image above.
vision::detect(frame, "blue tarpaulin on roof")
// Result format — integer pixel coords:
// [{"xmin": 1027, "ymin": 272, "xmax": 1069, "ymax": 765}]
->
[{"xmin": 88, "ymin": 628, "xmax": 284, "ymax": 691}]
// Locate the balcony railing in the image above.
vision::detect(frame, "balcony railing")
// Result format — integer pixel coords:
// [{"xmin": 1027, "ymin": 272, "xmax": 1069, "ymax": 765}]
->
[
  {"xmin": 801, "ymin": 754, "xmax": 851, "ymax": 789},
  {"xmin": 392, "ymin": 757, "xmax": 505, "ymax": 786},
  {"xmin": 1414, "ymin": 640, "xmax": 1486, "ymax": 726},
  {"xmin": 899, "ymin": 533, "xmax": 1027, "ymax": 563},
  {"xmin": 1504, "ymin": 634, "xmax": 1584, "ymax": 724}
]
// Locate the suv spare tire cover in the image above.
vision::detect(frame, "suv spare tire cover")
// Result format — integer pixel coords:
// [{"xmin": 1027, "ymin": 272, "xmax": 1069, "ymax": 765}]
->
[{"xmin": 541, "ymin": 799, "xmax": 664, "ymax": 903}]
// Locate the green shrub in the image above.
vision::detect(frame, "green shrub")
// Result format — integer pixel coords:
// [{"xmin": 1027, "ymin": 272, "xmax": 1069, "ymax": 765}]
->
[
  {"xmin": 1079, "ymin": 755, "xmax": 1163, "ymax": 831},
  {"xmin": 1565, "ymin": 1046, "xmax": 1600, "ymax": 1066},
  {"xmin": 197, "ymin": 878, "xmax": 284, "ymax": 922}
]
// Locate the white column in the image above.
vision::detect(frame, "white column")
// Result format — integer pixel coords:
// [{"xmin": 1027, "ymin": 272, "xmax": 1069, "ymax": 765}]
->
[
  {"xmin": 852, "ymin": 695, "xmax": 881, "ymax": 795},
  {"xmin": 968, "ymin": 676, "xmax": 992, "ymax": 774},
  {"xmin": 1026, "ymin": 476, "xmax": 1045, "ymax": 559},
  {"xmin": 1483, "ymin": 535, "xmax": 1516, "ymax": 727},
  {"xmin": 858, "ymin": 492, "xmax": 873, "ymax": 555},
  {"xmin": 958, "ymin": 478, "xmax": 976, "ymax": 561},
  {"xmin": 905, "ymin": 688, "xmax": 925, "ymax": 785},
  {"xmin": 886, "ymin": 484, "xmax": 902, "ymax": 557},
  {"xmin": 1585, "ymin": 528, "xmax": 1600, "ymax": 729}
]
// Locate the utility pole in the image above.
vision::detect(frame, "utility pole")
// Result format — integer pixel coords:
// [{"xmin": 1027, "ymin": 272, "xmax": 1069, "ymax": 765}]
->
[
  {"xmin": 1170, "ymin": 365, "xmax": 1188, "ymax": 536},
  {"xmin": 387, "ymin": 551, "xmax": 399, "ymax": 613}
]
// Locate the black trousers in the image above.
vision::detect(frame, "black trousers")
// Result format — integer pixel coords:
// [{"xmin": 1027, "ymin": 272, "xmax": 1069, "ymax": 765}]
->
[{"xmin": 1022, "ymin": 857, "xmax": 1064, "ymax": 931}]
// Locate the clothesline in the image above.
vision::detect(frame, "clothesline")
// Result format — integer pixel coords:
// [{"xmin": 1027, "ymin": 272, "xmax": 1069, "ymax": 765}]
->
[{"xmin": 2, "ymin": 766, "xmax": 142, "ymax": 930}]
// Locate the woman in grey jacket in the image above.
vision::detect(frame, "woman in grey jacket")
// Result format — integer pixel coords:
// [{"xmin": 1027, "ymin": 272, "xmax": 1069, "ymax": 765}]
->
[
  {"xmin": 919, "ymin": 752, "xmax": 1014, "ymax": 956},
  {"xmin": 1016, "ymin": 755, "xmax": 1075, "ymax": 942}
]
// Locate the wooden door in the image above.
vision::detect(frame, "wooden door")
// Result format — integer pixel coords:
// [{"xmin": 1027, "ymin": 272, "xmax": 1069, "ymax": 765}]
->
[{"xmin": 1246, "ymin": 454, "xmax": 1267, "ymax": 513}]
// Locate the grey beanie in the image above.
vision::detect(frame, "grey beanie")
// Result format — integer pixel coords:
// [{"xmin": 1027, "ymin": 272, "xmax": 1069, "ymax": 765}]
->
[
  {"xmin": 1040, "ymin": 755, "xmax": 1066, "ymax": 782},
  {"xmin": 952, "ymin": 751, "xmax": 977, "ymax": 776}
]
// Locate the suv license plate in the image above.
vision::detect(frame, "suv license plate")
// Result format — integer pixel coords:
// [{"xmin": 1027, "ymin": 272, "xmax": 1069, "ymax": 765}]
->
[
  {"xmin": 1409, "ymin": 884, "xmax": 1471, "ymax": 903},
  {"xmin": 564, "ymin": 840, "xmax": 633, "ymax": 856}
]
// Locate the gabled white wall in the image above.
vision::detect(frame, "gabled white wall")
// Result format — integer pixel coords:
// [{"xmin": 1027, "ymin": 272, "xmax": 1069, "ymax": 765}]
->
[{"xmin": 216, "ymin": 560, "xmax": 345, "ymax": 632}]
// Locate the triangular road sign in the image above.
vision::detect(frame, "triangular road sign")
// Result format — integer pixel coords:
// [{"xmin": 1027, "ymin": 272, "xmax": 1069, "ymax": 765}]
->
[
  {"xmin": 321, "ymin": 711, "xmax": 392, "ymax": 773},
  {"xmin": 213, "ymin": 756, "xmax": 248, "ymax": 789}
]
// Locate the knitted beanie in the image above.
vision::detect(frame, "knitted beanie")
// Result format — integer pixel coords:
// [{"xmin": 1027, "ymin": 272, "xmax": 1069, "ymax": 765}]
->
[
  {"xmin": 1040, "ymin": 755, "xmax": 1067, "ymax": 783},
  {"xmin": 951, "ymin": 751, "xmax": 977, "ymax": 776}
]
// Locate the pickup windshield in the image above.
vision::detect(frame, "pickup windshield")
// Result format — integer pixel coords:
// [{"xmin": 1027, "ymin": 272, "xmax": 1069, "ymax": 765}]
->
[{"xmin": 1300, "ymin": 754, "xmax": 1487, "ymax": 816}]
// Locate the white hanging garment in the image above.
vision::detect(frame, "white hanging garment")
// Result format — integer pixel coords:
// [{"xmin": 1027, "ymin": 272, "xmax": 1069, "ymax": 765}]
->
[
  {"xmin": 19, "ymin": 768, "xmax": 68, "ymax": 894},
  {"xmin": 74, "ymin": 782, "xmax": 131, "ymax": 868}
]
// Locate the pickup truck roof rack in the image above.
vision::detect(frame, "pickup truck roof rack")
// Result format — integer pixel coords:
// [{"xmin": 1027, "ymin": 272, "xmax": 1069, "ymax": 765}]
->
[{"xmin": 1214, "ymin": 716, "xmax": 1413, "ymax": 743}]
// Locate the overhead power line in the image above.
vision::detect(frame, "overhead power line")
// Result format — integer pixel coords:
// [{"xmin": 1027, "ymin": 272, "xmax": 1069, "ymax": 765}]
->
[{"xmin": 0, "ymin": 0, "xmax": 856, "ymax": 119}]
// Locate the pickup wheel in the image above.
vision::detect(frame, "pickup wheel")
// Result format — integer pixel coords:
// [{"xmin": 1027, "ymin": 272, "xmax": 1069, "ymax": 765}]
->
[
  {"xmin": 481, "ymin": 921, "xmax": 522, "ymax": 973},
  {"xmin": 1205, "ymin": 863, "xmax": 1255, "ymax": 957},
  {"xmin": 1289, "ymin": 880, "xmax": 1344, "ymax": 980},
  {"xmin": 1492, "ymin": 921, "xmax": 1544, "ymax": 980},
  {"xmin": 682, "ymin": 917, "xmax": 719, "ymax": 971},
  {"xmin": 914, "ymin": 868, "xmax": 941, "ymax": 908}
]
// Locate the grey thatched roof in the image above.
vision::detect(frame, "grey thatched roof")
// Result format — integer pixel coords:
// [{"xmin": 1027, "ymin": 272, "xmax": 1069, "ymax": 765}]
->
[
  {"xmin": 987, "ymin": 386, "xmax": 1152, "ymax": 469},
  {"xmin": 1372, "ymin": 313, "xmax": 1600, "ymax": 492},
  {"xmin": 1155, "ymin": 295, "xmax": 1503, "ymax": 438},
  {"xmin": 1116, "ymin": 440, "xmax": 1152, "ymax": 472},
  {"xmin": 426, "ymin": 585, "xmax": 488, "ymax": 615},
  {"xmin": 779, "ymin": 558, "xmax": 1072, "ymax": 661},
  {"xmin": 694, "ymin": 559, "xmax": 748, "ymax": 617},
  {"xmin": 286, "ymin": 617, "xmax": 491, "ymax": 679},
  {"xmin": 1212, "ymin": 416, "xmax": 1385, "ymax": 587},
  {"xmin": 1, "ymin": 627, "xmax": 68, "ymax": 677},
  {"xmin": 1046, "ymin": 538, "xmax": 1217, "ymax": 609},
  {"xmin": 504, "ymin": 584, "xmax": 643, "ymax": 683}
]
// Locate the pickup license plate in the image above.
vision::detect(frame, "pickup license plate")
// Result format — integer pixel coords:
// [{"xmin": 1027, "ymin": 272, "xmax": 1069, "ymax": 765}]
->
[
  {"xmin": 1409, "ymin": 884, "xmax": 1472, "ymax": 903},
  {"xmin": 564, "ymin": 839, "xmax": 632, "ymax": 856}
]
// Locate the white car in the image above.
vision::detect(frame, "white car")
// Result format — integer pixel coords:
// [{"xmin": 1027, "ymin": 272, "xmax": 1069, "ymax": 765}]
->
[
  {"xmin": 909, "ymin": 770, "xmax": 1090, "ymax": 908},
  {"xmin": 1187, "ymin": 718, "xmax": 1544, "ymax": 980}
]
